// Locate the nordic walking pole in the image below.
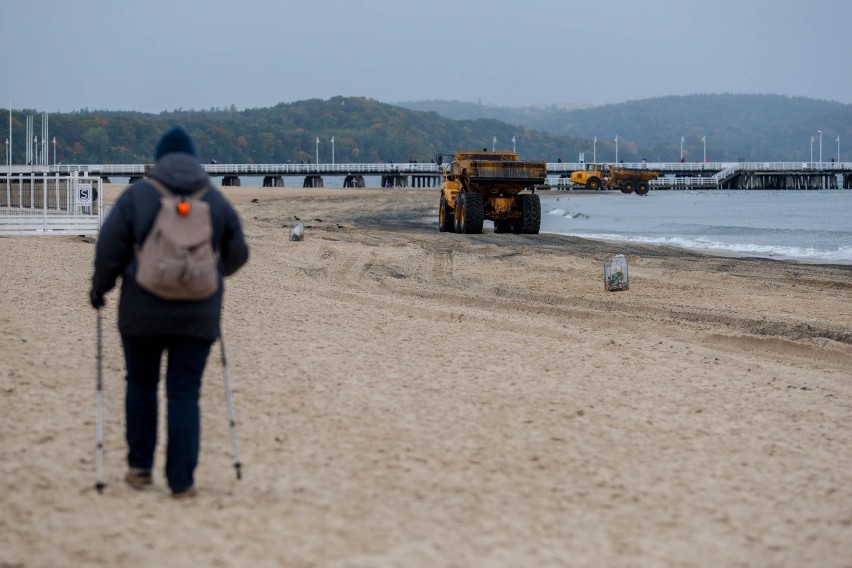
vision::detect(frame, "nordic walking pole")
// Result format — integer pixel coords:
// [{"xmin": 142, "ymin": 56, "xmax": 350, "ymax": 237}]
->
[
  {"xmin": 95, "ymin": 308, "xmax": 106, "ymax": 494},
  {"xmin": 219, "ymin": 333, "xmax": 242, "ymax": 480}
]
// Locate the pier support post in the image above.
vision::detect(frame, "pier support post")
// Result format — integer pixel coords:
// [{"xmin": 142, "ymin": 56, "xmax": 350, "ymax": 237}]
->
[
  {"xmin": 411, "ymin": 175, "xmax": 439, "ymax": 187},
  {"xmin": 222, "ymin": 176, "xmax": 241, "ymax": 186},
  {"xmin": 343, "ymin": 175, "xmax": 365, "ymax": 187},
  {"xmin": 303, "ymin": 175, "xmax": 324, "ymax": 188},
  {"xmin": 262, "ymin": 176, "xmax": 284, "ymax": 187},
  {"xmin": 380, "ymin": 174, "xmax": 408, "ymax": 188}
]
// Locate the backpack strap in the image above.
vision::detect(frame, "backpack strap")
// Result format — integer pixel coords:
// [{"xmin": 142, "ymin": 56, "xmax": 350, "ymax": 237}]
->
[{"xmin": 146, "ymin": 177, "xmax": 210, "ymax": 200}]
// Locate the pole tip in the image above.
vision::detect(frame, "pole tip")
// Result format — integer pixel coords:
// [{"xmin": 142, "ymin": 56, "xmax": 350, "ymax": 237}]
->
[{"xmin": 95, "ymin": 482, "xmax": 106, "ymax": 494}]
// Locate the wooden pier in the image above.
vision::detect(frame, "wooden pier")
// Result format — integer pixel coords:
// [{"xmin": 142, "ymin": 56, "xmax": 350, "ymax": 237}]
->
[{"xmin": 2, "ymin": 161, "xmax": 851, "ymax": 190}]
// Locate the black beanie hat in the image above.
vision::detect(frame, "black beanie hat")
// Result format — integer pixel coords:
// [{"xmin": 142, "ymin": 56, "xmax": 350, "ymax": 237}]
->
[{"xmin": 155, "ymin": 127, "xmax": 196, "ymax": 160}]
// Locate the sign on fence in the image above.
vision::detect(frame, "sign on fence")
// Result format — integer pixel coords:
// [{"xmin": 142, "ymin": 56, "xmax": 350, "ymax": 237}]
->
[{"xmin": 76, "ymin": 182, "xmax": 93, "ymax": 205}]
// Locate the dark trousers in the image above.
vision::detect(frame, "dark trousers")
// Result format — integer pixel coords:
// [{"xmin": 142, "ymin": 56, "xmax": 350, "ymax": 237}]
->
[{"xmin": 121, "ymin": 335, "xmax": 212, "ymax": 492}]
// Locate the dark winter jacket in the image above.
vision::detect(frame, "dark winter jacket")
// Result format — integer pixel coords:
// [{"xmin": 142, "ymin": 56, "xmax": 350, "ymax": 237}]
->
[{"xmin": 91, "ymin": 153, "xmax": 249, "ymax": 341}]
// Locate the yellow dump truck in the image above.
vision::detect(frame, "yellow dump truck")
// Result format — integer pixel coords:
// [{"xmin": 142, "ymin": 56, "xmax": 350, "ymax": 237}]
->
[
  {"xmin": 437, "ymin": 151, "xmax": 547, "ymax": 234},
  {"xmin": 569, "ymin": 163, "xmax": 658, "ymax": 195}
]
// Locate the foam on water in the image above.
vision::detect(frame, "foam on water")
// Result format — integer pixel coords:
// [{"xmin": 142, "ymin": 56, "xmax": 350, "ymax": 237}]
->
[
  {"xmin": 547, "ymin": 230, "xmax": 852, "ymax": 263},
  {"xmin": 541, "ymin": 191, "xmax": 852, "ymax": 264}
]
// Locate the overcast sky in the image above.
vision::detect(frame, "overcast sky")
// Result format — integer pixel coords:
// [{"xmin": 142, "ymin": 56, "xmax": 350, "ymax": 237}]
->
[{"xmin": 2, "ymin": 0, "xmax": 850, "ymax": 113}]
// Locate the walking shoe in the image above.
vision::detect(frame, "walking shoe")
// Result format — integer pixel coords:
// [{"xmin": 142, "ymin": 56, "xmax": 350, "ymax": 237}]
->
[
  {"xmin": 125, "ymin": 468, "xmax": 153, "ymax": 489},
  {"xmin": 170, "ymin": 485, "xmax": 197, "ymax": 499}
]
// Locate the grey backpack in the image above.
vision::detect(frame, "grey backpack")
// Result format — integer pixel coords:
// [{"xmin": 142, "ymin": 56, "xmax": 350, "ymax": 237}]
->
[{"xmin": 135, "ymin": 179, "xmax": 219, "ymax": 300}]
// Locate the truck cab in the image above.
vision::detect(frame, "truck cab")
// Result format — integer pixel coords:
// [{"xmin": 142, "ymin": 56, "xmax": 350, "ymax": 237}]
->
[{"xmin": 569, "ymin": 163, "xmax": 608, "ymax": 190}]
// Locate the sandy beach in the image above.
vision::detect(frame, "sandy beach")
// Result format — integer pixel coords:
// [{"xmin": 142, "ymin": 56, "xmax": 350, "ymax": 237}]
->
[{"xmin": 1, "ymin": 184, "xmax": 851, "ymax": 567}]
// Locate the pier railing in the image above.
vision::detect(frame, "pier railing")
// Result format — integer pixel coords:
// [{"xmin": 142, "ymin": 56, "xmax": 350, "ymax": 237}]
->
[
  {"xmin": 1, "ymin": 161, "xmax": 849, "ymax": 176},
  {"xmin": 0, "ymin": 161, "xmax": 848, "ymax": 190},
  {"xmin": 650, "ymin": 176, "xmax": 717, "ymax": 189}
]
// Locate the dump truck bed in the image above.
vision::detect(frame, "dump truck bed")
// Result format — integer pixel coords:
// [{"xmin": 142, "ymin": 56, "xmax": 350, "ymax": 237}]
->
[
  {"xmin": 609, "ymin": 167, "xmax": 658, "ymax": 183},
  {"xmin": 438, "ymin": 151, "xmax": 545, "ymax": 234},
  {"xmin": 446, "ymin": 151, "xmax": 547, "ymax": 195}
]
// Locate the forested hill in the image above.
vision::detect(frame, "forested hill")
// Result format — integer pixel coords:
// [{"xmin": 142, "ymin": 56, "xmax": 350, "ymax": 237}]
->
[
  {"xmin": 398, "ymin": 94, "xmax": 852, "ymax": 162},
  {"xmin": 7, "ymin": 94, "xmax": 849, "ymax": 165},
  {"xmin": 9, "ymin": 97, "xmax": 588, "ymax": 165}
]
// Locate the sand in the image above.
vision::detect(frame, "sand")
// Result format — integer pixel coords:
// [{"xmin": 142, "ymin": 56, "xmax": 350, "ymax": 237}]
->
[{"xmin": 1, "ymin": 184, "xmax": 851, "ymax": 567}]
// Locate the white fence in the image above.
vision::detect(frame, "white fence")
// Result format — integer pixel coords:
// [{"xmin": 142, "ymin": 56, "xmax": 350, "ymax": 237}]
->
[{"xmin": 0, "ymin": 173, "xmax": 104, "ymax": 236}]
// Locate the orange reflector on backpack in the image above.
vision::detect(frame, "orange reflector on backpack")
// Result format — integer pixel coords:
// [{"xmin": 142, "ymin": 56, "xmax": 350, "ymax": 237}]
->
[{"xmin": 177, "ymin": 201, "xmax": 191, "ymax": 216}]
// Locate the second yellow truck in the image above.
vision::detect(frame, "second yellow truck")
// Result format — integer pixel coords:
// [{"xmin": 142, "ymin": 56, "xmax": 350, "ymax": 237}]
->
[{"xmin": 568, "ymin": 163, "xmax": 658, "ymax": 195}]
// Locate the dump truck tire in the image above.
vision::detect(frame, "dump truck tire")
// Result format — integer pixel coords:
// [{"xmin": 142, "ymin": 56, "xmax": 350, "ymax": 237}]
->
[
  {"xmin": 456, "ymin": 192, "xmax": 484, "ymax": 234},
  {"xmin": 635, "ymin": 182, "xmax": 650, "ymax": 196},
  {"xmin": 439, "ymin": 194, "xmax": 455, "ymax": 232},
  {"xmin": 586, "ymin": 177, "xmax": 601, "ymax": 191},
  {"xmin": 512, "ymin": 194, "xmax": 541, "ymax": 234},
  {"xmin": 622, "ymin": 180, "xmax": 635, "ymax": 193}
]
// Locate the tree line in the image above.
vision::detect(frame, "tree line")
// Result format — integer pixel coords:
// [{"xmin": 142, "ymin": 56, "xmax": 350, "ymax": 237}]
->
[
  {"xmin": 6, "ymin": 94, "xmax": 849, "ymax": 166},
  {"xmin": 399, "ymin": 94, "xmax": 852, "ymax": 162},
  {"xmin": 5, "ymin": 97, "xmax": 591, "ymax": 166}
]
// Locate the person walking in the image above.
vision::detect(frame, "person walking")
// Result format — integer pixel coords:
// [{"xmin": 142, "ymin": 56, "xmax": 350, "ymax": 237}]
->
[{"xmin": 90, "ymin": 127, "xmax": 249, "ymax": 498}]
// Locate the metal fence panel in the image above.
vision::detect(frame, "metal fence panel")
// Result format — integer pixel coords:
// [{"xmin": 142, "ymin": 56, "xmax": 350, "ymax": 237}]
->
[{"xmin": 0, "ymin": 174, "xmax": 103, "ymax": 236}]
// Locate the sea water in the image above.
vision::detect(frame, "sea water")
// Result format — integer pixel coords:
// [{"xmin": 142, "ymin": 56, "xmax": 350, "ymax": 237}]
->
[{"xmin": 540, "ymin": 190, "xmax": 852, "ymax": 264}]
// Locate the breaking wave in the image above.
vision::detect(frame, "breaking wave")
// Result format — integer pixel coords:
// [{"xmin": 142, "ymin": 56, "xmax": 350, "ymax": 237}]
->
[{"xmin": 546, "ymin": 230, "xmax": 852, "ymax": 264}]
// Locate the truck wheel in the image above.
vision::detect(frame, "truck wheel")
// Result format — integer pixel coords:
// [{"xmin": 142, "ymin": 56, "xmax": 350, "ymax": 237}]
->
[
  {"xmin": 635, "ymin": 182, "xmax": 650, "ymax": 196},
  {"xmin": 586, "ymin": 177, "xmax": 601, "ymax": 191},
  {"xmin": 511, "ymin": 194, "xmax": 541, "ymax": 234},
  {"xmin": 439, "ymin": 194, "xmax": 455, "ymax": 232},
  {"xmin": 622, "ymin": 180, "xmax": 635, "ymax": 194},
  {"xmin": 456, "ymin": 192, "xmax": 484, "ymax": 234}
]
